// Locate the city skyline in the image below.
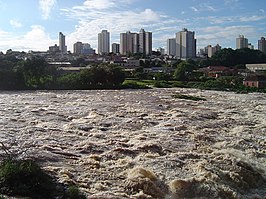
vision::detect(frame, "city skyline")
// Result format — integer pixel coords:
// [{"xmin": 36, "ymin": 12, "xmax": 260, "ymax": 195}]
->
[{"xmin": 0, "ymin": 0, "xmax": 266, "ymax": 53}]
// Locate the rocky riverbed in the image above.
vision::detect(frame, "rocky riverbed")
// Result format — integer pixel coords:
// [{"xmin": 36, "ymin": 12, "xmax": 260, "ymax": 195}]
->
[{"xmin": 0, "ymin": 88, "xmax": 265, "ymax": 198}]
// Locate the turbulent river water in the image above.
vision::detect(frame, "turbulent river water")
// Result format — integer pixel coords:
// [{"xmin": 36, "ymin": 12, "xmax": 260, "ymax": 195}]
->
[{"xmin": 0, "ymin": 88, "xmax": 265, "ymax": 198}]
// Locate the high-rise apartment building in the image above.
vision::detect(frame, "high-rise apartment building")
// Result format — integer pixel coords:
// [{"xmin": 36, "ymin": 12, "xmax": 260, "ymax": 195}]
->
[
  {"xmin": 59, "ymin": 32, "xmax": 67, "ymax": 53},
  {"xmin": 139, "ymin": 28, "xmax": 152, "ymax": 55},
  {"xmin": 236, "ymin": 35, "xmax": 248, "ymax": 49},
  {"xmin": 82, "ymin": 43, "xmax": 95, "ymax": 55},
  {"xmin": 98, "ymin": 30, "xmax": 110, "ymax": 55},
  {"xmin": 132, "ymin": 33, "xmax": 139, "ymax": 54},
  {"xmin": 176, "ymin": 28, "xmax": 196, "ymax": 59},
  {"xmin": 112, "ymin": 43, "xmax": 120, "ymax": 54},
  {"xmin": 167, "ymin": 38, "xmax": 176, "ymax": 56},
  {"xmin": 73, "ymin": 42, "xmax": 83, "ymax": 54},
  {"xmin": 120, "ymin": 31, "xmax": 133, "ymax": 55},
  {"xmin": 48, "ymin": 44, "xmax": 59, "ymax": 53},
  {"xmin": 258, "ymin": 37, "xmax": 266, "ymax": 53},
  {"xmin": 139, "ymin": 29, "xmax": 145, "ymax": 54},
  {"xmin": 145, "ymin": 31, "xmax": 152, "ymax": 55},
  {"xmin": 120, "ymin": 29, "xmax": 152, "ymax": 56},
  {"xmin": 206, "ymin": 44, "xmax": 221, "ymax": 58},
  {"xmin": 73, "ymin": 42, "xmax": 95, "ymax": 55}
]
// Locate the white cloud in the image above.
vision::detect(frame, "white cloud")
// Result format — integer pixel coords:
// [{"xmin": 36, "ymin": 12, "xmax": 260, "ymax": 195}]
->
[
  {"xmin": 61, "ymin": 0, "xmax": 175, "ymax": 51},
  {"xmin": 10, "ymin": 20, "xmax": 23, "ymax": 28},
  {"xmin": 239, "ymin": 15, "xmax": 266, "ymax": 22},
  {"xmin": 66, "ymin": 8, "xmax": 162, "ymax": 50},
  {"xmin": 190, "ymin": 7, "xmax": 198, "ymax": 12},
  {"xmin": 224, "ymin": 0, "xmax": 238, "ymax": 6},
  {"xmin": 0, "ymin": 26, "xmax": 56, "ymax": 52},
  {"xmin": 82, "ymin": 0, "xmax": 115, "ymax": 10},
  {"xmin": 39, "ymin": 0, "xmax": 56, "ymax": 20},
  {"xmin": 206, "ymin": 14, "xmax": 266, "ymax": 24},
  {"xmin": 197, "ymin": 25, "xmax": 258, "ymax": 49},
  {"xmin": 190, "ymin": 3, "xmax": 217, "ymax": 12}
]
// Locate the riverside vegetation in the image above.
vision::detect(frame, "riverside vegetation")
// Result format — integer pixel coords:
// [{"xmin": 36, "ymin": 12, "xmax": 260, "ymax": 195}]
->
[
  {"xmin": 0, "ymin": 48, "xmax": 265, "ymax": 92},
  {"xmin": 0, "ymin": 48, "xmax": 265, "ymax": 197},
  {"xmin": 0, "ymin": 142, "xmax": 86, "ymax": 199}
]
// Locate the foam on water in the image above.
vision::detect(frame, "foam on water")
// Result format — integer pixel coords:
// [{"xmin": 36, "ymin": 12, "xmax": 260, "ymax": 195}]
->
[{"xmin": 0, "ymin": 88, "xmax": 265, "ymax": 198}]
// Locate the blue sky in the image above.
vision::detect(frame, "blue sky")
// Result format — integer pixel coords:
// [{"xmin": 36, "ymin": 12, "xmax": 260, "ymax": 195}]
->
[{"xmin": 0, "ymin": 0, "xmax": 265, "ymax": 53}]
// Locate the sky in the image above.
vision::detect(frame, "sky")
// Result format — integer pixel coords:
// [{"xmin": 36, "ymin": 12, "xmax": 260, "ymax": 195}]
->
[{"xmin": 0, "ymin": 0, "xmax": 265, "ymax": 53}]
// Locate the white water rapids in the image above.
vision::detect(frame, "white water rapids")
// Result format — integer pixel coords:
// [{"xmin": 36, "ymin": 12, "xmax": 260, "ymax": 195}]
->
[{"xmin": 0, "ymin": 88, "xmax": 265, "ymax": 198}]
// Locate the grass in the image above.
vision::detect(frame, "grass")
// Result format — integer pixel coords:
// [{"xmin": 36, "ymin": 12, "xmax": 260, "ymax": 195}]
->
[
  {"xmin": 172, "ymin": 94, "xmax": 206, "ymax": 101},
  {"xmin": 122, "ymin": 79, "xmax": 151, "ymax": 89},
  {"xmin": 0, "ymin": 158, "xmax": 87, "ymax": 199},
  {"xmin": 124, "ymin": 78, "xmax": 266, "ymax": 93},
  {"xmin": 0, "ymin": 159, "xmax": 57, "ymax": 198}
]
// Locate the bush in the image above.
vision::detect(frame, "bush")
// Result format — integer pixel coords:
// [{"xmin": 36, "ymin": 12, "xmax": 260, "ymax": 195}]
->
[
  {"xmin": 0, "ymin": 159, "xmax": 57, "ymax": 198},
  {"xmin": 153, "ymin": 81, "xmax": 171, "ymax": 88},
  {"xmin": 122, "ymin": 80, "xmax": 150, "ymax": 89},
  {"xmin": 65, "ymin": 185, "xmax": 86, "ymax": 199}
]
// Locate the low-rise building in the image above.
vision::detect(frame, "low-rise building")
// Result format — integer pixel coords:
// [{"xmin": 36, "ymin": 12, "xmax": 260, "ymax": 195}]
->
[
  {"xmin": 110, "ymin": 58, "xmax": 140, "ymax": 68},
  {"xmin": 198, "ymin": 66, "xmax": 237, "ymax": 78},
  {"xmin": 243, "ymin": 75, "xmax": 266, "ymax": 88},
  {"xmin": 246, "ymin": 63, "xmax": 266, "ymax": 74}
]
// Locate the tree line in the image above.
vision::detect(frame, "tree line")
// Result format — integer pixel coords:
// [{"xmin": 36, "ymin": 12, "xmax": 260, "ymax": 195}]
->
[
  {"xmin": 0, "ymin": 48, "xmax": 265, "ymax": 90},
  {"xmin": 0, "ymin": 56, "xmax": 125, "ymax": 90}
]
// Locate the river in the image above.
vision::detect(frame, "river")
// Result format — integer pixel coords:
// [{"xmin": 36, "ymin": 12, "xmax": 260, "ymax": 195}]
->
[{"xmin": 0, "ymin": 88, "xmax": 265, "ymax": 198}]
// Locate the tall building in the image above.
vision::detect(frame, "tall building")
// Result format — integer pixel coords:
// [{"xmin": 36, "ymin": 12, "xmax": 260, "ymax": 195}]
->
[
  {"xmin": 98, "ymin": 30, "xmax": 110, "ymax": 54},
  {"xmin": 139, "ymin": 29, "xmax": 145, "ymax": 54},
  {"xmin": 132, "ymin": 33, "xmax": 139, "ymax": 54},
  {"xmin": 82, "ymin": 43, "xmax": 95, "ymax": 55},
  {"xmin": 145, "ymin": 31, "xmax": 152, "ymax": 55},
  {"xmin": 73, "ymin": 42, "xmax": 83, "ymax": 54},
  {"xmin": 258, "ymin": 37, "xmax": 266, "ymax": 53},
  {"xmin": 112, "ymin": 43, "xmax": 120, "ymax": 54},
  {"xmin": 48, "ymin": 44, "xmax": 59, "ymax": 53},
  {"xmin": 73, "ymin": 42, "xmax": 95, "ymax": 55},
  {"xmin": 120, "ymin": 31, "xmax": 133, "ymax": 55},
  {"xmin": 206, "ymin": 44, "xmax": 221, "ymax": 58},
  {"xmin": 176, "ymin": 28, "xmax": 196, "ymax": 59},
  {"xmin": 167, "ymin": 38, "xmax": 176, "ymax": 56},
  {"xmin": 98, "ymin": 30, "xmax": 110, "ymax": 55},
  {"xmin": 236, "ymin": 35, "xmax": 248, "ymax": 49},
  {"xmin": 59, "ymin": 32, "xmax": 67, "ymax": 53},
  {"xmin": 120, "ymin": 29, "xmax": 152, "ymax": 56},
  {"xmin": 139, "ymin": 28, "xmax": 152, "ymax": 55}
]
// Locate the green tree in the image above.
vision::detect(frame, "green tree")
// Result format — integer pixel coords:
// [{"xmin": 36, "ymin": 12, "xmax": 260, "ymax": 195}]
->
[
  {"xmin": 174, "ymin": 61, "xmax": 195, "ymax": 81},
  {"xmin": 16, "ymin": 57, "xmax": 57, "ymax": 89},
  {"xmin": 209, "ymin": 48, "xmax": 266, "ymax": 67}
]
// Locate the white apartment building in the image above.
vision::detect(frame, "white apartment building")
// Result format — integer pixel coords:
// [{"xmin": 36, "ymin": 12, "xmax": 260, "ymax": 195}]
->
[
  {"xmin": 98, "ymin": 30, "xmax": 110, "ymax": 55},
  {"xmin": 236, "ymin": 35, "xmax": 248, "ymax": 49},
  {"xmin": 258, "ymin": 37, "xmax": 266, "ymax": 53},
  {"xmin": 206, "ymin": 44, "xmax": 221, "ymax": 58},
  {"xmin": 176, "ymin": 28, "xmax": 196, "ymax": 59},
  {"xmin": 167, "ymin": 38, "xmax": 176, "ymax": 56},
  {"xmin": 73, "ymin": 42, "xmax": 83, "ymax": 54},
  {"xmin": 112, "ymin": 43, "xmax": 120, "ymax": 54},
  {"xmin": 120, "ymin": 31, "xmax": 134, "ymax": 55},
  {"xmin": 120, "ymin": 29, "xmax": 152, "ymax": 56}
]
